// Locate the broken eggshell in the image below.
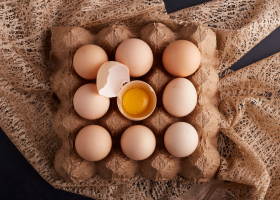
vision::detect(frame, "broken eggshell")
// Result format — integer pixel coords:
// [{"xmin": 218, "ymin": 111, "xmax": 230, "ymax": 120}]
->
[
  {"xmin": 96, "ymin": 62, "xmax": 156, "ymax": 121},
  {"xmin": 97, "ymin": 61, "xmax": 130, "ymax": 98},
  {"xmin": 117, "ymin": 81, "xmax": 157, "ymax": 121}
]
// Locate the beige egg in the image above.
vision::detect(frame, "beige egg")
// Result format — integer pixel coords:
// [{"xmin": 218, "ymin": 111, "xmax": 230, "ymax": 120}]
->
[
  {"xmin": 121, "ymin": 125, "xmax": 156, "ymax": 160},
  {"xmin": 73, "ymin": 83, "xmax": 110, "ymax": 120},
  {"xmin": 73, "ymin": 44, "xmax": 108, "ymax": 80},
  {"xmin": 115, "ymin": 38, "xmax": 153, "ymax": 77},
  {"xmin": 164, "ymin": 122, "xmax": 198, "ymax": 157},
  {"xmin": 75, "ymin": 125, "xmax": 112, "ymax": 161},
  {"xmin": 117, "ymin": 81, "xmax": 157, "ymax": 121},
  {"xmin": 162, "ymin": 40, "xmax": 200, "ymax": 77},
  {"xmin": 163, "ymin": 78, "xmax": 197, "ymax": 117}
]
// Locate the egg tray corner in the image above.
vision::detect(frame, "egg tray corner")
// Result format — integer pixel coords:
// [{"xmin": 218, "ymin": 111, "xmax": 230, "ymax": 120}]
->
[{"xmin": 50, "ymin": 22, "xmax": 220, "ymax": 184}]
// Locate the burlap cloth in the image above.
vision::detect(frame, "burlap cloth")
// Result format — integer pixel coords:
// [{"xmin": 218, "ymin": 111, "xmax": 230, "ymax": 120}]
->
[{"xmin": 0, "ymin": 0, "xmax": 279, "ymax": 199}]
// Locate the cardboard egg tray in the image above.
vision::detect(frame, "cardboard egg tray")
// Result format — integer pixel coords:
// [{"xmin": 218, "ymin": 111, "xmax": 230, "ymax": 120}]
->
[{"xmin": 50, "ymin": 22, "xmax": 220, "ymax": 183}]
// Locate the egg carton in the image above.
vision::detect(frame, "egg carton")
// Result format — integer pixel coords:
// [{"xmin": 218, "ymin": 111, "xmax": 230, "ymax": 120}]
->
[{"xmin": 50, "ymin": 22, "xmax": 220, "ymax": 183}]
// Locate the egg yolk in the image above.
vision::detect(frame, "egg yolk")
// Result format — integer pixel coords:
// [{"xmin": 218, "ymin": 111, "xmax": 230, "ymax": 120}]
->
[{"xmin": 123, "ymin": 88, "xmax": 149, "ymax": 115}]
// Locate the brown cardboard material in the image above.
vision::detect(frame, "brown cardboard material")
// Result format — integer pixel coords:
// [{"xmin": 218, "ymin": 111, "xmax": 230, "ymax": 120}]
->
[
  {"xmin": 1, "ymin": 0, "xmax": 280, "ymax": 199},
  {"xmin": 50, "ymin": 22, "xmax": 220, "ymax": 184}
]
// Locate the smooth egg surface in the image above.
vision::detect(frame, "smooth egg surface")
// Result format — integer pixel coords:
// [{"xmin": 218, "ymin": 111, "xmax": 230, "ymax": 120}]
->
[
  {"xmin": 115, "ymin": 38, "xmax": 153, "ymax": 77},
  {"xmin": 73, "ymin": 44, "xmax": 108, "ymax": 80},
  {"xmin": 73, "ymin": 83, "xmax": 110, "ymax": 120},
  {"xmin": 164, "ymin": 122, "xmax": 198, "ymax": 157},
  {"xmin": 162, "ymin": 40, "xmax": 200, "ymax": 77},
  {"xmin": 75, "ymin": 125, "xmax": 112, "ymax": 161},
  {"xmin": 121, "ymin": 125, "xmax": 156, "ymax": 160},
  {"xmin": 163, "ymin": 78, "xmax": 197, "ymax": 117}
]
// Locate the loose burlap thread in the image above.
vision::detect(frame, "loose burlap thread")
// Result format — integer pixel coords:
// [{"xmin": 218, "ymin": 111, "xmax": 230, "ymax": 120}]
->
[{"xmin": 0, "ymin": 0, "xmax": 280, "ymax": 199}]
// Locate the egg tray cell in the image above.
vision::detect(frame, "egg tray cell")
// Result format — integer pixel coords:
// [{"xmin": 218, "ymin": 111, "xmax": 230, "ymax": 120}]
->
[{"xmin": 50, "ymin": 22, "xmax": 220, "ymax": 183}]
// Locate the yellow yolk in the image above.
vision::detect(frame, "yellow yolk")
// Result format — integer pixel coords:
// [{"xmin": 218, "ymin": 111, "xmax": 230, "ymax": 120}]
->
[{"xmin": 122, "ymin": 88, "xmax": 149, "ymax": 115}]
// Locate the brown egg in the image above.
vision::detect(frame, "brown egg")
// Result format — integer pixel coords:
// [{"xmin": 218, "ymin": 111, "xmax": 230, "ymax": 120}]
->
[
  {"xmin": 162, "ymin": 78, "xmax": 197, "ymax": 117},
  {"xmin": 73, "ymin": 44, "xmax": 108, "ymax": 80},
  {"xmin": 75, "ymin": 125, "xmax": 112, "ymax": 161},
  {"xmin": 162, "ymin": 40, "xmax": 201, "ymax": 77},
  {"xmin": 121, "ymin": 125, "xmax": 156, "ymax": 160},
  {"xmin": 73, "ymin": 83, "xmax": 110, "ymax": 120},
  {"xmin": 115, "ymin": 38, "xmax": 153, "ymax": 77}
]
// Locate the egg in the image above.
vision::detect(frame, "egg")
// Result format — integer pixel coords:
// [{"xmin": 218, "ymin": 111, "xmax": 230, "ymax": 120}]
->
[
  {"xmin": 162, "ymin": 40, "xmax": 200, "ymax": 77},
  {"xmin": 164, "ymin": 122, "xmax": 198, "ymax": 157},
  {"xmin": 122, "ymin": 88, "xmax": 149, "ymax": 115},
  {"xmin": 117, "ymin": 81, "xmax": 157, "ymax": 121},
  {"xmin": 75, "ymin": 125, "xmax": 112, "ymax": 161},
  {"xmin": 73, "ymin": 44, "xmax": 108, "ymax": 80},
  {"xmin": 163, "ymin": 78, "xmax": 197, "ymax": 117},
  {"xmin": 121, "ymin": 125, "xmax": 156, "ymax": 160},
  {"xmin": 115, "ymin": 38, "xmax": 153, "ymax": 77},
  {"xmin": 95, "ymin": 61, "xmax": 157, "ymax": 121},
  {"xmin": 73, "ymin": 83, "xmax": 110, "ymax": 120},
  {"xmin": 96, "ymin": 61, "xmax": 130, "ymax": 98}
]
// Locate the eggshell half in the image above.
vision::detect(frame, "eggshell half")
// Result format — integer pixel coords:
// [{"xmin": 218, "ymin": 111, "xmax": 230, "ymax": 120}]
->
[
  {"xmin": 117, "ymin": 81, "xmax": 157, "ymax": 121},
  {"xmin": 97, "ymin": 61, "xmax": 130, "ymax": 98}
]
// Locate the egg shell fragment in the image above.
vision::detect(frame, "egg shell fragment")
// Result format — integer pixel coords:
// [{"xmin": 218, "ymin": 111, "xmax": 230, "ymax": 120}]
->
[{"xmin": 97, "ymin": 61, "xmax": 130, "ymax": 98}]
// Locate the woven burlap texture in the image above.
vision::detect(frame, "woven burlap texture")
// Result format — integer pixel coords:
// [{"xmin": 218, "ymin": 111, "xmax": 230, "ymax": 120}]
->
[{"xmin": 0, "ymin": 0, "xmax": 279, "ymax": 199}]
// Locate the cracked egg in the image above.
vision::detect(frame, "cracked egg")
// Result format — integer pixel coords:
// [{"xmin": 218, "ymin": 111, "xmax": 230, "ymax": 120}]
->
[{"xmin": 96, "ymin": 61, "xmax": 157, "ymax": 121}]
